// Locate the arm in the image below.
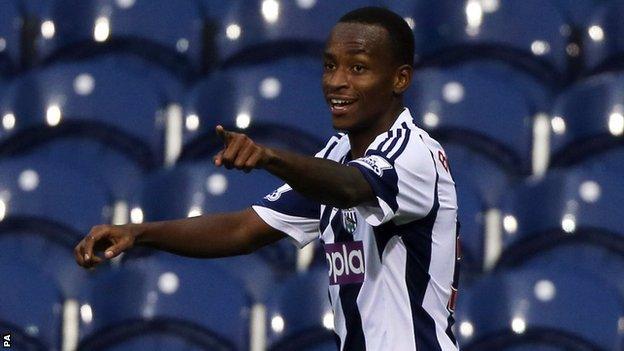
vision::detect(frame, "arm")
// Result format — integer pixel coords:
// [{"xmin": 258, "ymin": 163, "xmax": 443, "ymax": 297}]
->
[
  {"xmin": 74, "ymin": 208, "xmax": 285, "ymax": 268},
  {"xmin": 214, "ymin": 126, "xmax": 375, "ymax": 209}
]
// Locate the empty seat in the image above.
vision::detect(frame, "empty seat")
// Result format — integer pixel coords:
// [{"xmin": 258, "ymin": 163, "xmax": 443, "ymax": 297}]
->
[
  {"xmin": 36, "ymin": 0, "xmax": 208, "ymax": 79},
  {"xmin": 412, "ymin": 0, "xmax": 570, "ymax": 83},
  {"xmin": 182, "ymin": 57, "xmax": 332, "ymax": 159},
  {"xmin": 0, "ymin": 154, "xmax": 112, "ymax": 234},
  {"xmin": 455, "ymin": 268, "xmax": 624, "ymax": 350},
  {"xmin": 78, "ymin": 252, "xmax": 250, "ymax": 351},
  {"xmin": 496, "ymin": 167, "xmax": 624, "ymax": 267},
  {"xmin": 211, "ymin": 0, "xmax": 382, "ymax": 63},
  {"xmin": 549, "ymin": 72, "xmax": 624, "ymax": 168},
  {"xmin": 0, "ymin": 228, "xmax": 88, "ymax": 298},
  {"xmin": 0, "ymin": 56, "xmax": 178, "ymax": 169},
  {"xmin": 266, "ymin": 267, "xmax": 336, "ymax": 351},
  {"xmin": 409, "ymin": 64, "xmax": 542, "ymax": 175},
  {"xmin": 504, "ymin": 244, "xmax": 624, "ymax": 299},
  {"xmin": 0, "ymin": 259, "xmax": 64, "ymax": 350},
  {"xmin": 583, "ymin": 0, "xmax": 624, "ymax": 72}
]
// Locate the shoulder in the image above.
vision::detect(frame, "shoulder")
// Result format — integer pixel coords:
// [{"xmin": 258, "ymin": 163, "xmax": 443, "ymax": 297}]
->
[{"xmin": 315, "ymin": 132, "xmax": 348, "ymax": 160}]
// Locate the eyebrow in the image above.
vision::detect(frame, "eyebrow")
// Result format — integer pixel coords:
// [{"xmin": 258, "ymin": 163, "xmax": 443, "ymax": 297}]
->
[{"xmin": 323, "ymin": 48, "xmax": 370, "ymax": 59}]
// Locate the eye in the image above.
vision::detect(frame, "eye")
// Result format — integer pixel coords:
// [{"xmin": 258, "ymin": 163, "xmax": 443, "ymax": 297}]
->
[
  {"xmin": 352, "ymin": 64, "xmax": 366, "ymax": 73},
  {"xmin": 324, "ymin": 62, "xmax": 336, "ymax": 71}
]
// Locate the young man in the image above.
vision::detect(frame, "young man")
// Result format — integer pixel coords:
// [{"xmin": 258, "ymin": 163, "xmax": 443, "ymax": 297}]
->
[{"xmin": 75, "ymin": 7, "xmax": 460, "ymax": 351}]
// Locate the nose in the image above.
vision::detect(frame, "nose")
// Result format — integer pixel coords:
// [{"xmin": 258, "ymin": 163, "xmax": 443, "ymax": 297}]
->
[{"xmin": 324, "ymin": 67, "xmax": 349, "ymax": 92}]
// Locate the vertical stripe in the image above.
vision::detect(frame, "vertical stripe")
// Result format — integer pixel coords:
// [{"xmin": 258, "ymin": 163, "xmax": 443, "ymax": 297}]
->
[
  {"xmin": 381, "ymin": 129, "xmax": 402, "ymax": 154},
  {"xmin": 331, "ymin": 211, "xmax": 366, "ymax": 351},
  {"xmin": 387, "ymin": 123, "xmax": 411, "ymax": 161},
  {"xmin": 402, "ymin": 148, "xmax": 443, "ymax": 351}
]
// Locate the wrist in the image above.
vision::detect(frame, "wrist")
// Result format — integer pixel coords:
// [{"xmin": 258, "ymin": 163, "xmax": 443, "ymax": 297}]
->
[{"xmin": 129, "ymin": 222, "xmax": 151, "ymax": 245}]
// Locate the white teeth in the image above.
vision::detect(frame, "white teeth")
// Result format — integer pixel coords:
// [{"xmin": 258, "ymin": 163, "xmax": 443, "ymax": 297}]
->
[{"xmin": 330, "ymin": 99, "xmax": 353, "ymax": 106}]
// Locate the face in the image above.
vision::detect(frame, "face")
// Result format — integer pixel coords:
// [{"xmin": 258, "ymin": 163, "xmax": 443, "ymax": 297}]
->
[{"xmin": 322, "ymin": 22, "xmax": 409, "ymax": 133}]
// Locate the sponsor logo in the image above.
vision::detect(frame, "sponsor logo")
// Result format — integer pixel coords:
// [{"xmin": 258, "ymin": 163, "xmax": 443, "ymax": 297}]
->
[
  {"xmin": 265, "ymin": 184, "xmax": 292, "ymax": 201},
  {"xmin": 354, "ymin": 155, "xmax": 392, "ymax": 176},
  {"xmin": 324, "ymin": 241, "xmax": 365, "ymax": 285},
  {"xmin": 342, "ymin": 208, "xmax": 357, "ymax": 234}
]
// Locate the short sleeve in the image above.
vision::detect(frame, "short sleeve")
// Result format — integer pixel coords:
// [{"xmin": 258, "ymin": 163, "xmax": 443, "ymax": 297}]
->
[
  {"xmin": 347, "ymin": 130, "xmax": 437, "ymax": 226},
  {"xmin": 251, "ymin": 134, "xmax": 345, "ymax": 248},
  {"xmin": 252, "ymin": 184, "xmax": 320, "ymax": 248}
]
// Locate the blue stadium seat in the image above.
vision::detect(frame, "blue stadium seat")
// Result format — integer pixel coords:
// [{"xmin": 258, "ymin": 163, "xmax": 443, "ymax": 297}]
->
[
  {"xmin": 496, "ymin": 167, "xmax": 624, "ymax": 267},
  {"xmin": 0, "ymin": 228, "xmax": 88, "ymax": 298},
  {"xmin": 137, "ymin": 161, "xmax": 297, "ymax": 272},
  {"xmin": 455, "ymin": 268, "xmax": 624, "ymax": 350},
  {"xmin": 409, "ymin": 64, "xmax": 542, "ymax": 175},
  {"xmin": 583, "ymin": 1, "xmax": 624, "ymax": 72},
  {"xmin": 0, "ymin": 55, "xmax": 179, "ymax": 169},
  {"xmin": 454, "ymin": 176, "xmax": 485, "ymax": 275},
  {"xmin": 412, "ymin": 0, "xmax": 569, "ymax": 83},
  {"xmin": 0, "ymin": 259, "xmax": 63, "ymax": 351},
  {"xmin": 266, "ymin": 267, "xmax": 336, "ymax": 351},
  {"xmin": 78, "ymin": 252, "xmax": 250, "ymax": 351},
  {"xmin": 36, "ymin": 0, "xmax": 207, "ymax": 78},
  {"xmin": 505, "ymin": 244, "xmax": 624, "ymax": 300},
  {"xmin": 210, "ymin": 0, "xmax": 382, "ymax": 63},
  {"xmin": 181, "ymin": 57, "xmax": 332, "ymax": 159},
  {"xmin": 549, "ymin": 72, "xmax": 624, "ymax": 168},
  {"xmin": 0, "ymin": 1, "xmax": 22, "ymax": 75},
  {"xmin": 0, "ymin": 154, "xmax": 111, "ymax": 234}
]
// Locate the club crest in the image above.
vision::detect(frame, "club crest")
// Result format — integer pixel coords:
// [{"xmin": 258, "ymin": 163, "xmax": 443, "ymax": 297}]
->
[{"xmin": 342, "ymin": 208, "xmax": 358, "ymax": 234}]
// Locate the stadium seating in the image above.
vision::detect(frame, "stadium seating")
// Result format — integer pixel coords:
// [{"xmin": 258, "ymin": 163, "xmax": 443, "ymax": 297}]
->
[
  {"xmin": 409, "ymin": 63, "xmax": 545, "ymax": 175},
  {"xmin": 496, "ymin": 167, "xmax": 624, "ymax": 267},
  {"xmin": 453, "ymin": 177, "xmax": 485, "ymax": 275},
  {"xmin": 549, "ymin": 72, "xmax": 624, "ymax": 168},
  {"xmin": 0, "ymin": 55, "xmax": 178, "ymax": 169},
  {"xmin": 210, "ymin": 0, "xmax": 382, "ymax": 63},
  {"xmin": 455, "ymin": 267, "xmax": 624, "ymax": 350},
  {"xmin": 266, "ymin": 267, "xmax": 335, "ymax": 351},
  {"xmin": 505, "ymin": 244, "xmax": 624, "ymax": 300},
  {"xmin": 411, "ymin": 0, "xmax": 570, "ymax": 83},
  {"xmin": 583, "ymin": 0, "xmax": 624, "ymax": 73},
  {"xmin": 0, "ymin": 259, "xmax": 64, "ymax": 350},
  {"xmin": 35, "ymin": 0, "xmax": 208, "ymax": 79},
  {"xmin": 181, "ymin": 57, "xmax": 332, "ymax": 159},
  {"xmin": 78, "ymin": 252, "xmax": 250, "ymax": 351},
  {"xmin": 0, "ymin": 1, "xmax": 22, "ymax": 75},
  {"xmin": 0, "ymin": 154, "xmax": 111, "ymax": 234}
]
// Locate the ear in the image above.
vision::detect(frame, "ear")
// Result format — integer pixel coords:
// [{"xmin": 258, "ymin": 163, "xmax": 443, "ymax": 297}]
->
[{"xmin": 393, "ymin": 64, "xmax": 413, "ymax": 95}]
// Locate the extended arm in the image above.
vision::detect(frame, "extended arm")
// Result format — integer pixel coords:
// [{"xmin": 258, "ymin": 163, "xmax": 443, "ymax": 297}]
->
[
  {"xmin": 74, "ymin": 208, "xmax": 285, "ymax": 268},
  {"xmin": 214, "ymin": 126, "xmax": 375, "ymax": 209}
]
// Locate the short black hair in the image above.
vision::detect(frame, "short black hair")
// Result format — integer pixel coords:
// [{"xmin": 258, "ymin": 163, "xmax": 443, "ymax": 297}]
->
[{"xmin": 338, "ymin": 7, "xmax": 415, "ymax": 66}]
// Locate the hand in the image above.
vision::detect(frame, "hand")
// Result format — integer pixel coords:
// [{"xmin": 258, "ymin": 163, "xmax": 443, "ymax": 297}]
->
[
  {"xmin": 213, "ymin": 125, "xmax": 271, "ymax": 172},
  {"xmin": 74, "ymin": 224, "xmax": 140, "ymax": 269}
]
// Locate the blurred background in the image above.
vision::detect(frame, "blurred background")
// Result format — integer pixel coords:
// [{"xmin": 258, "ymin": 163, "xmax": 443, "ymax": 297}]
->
[{"xmin": 0, "ymin": 0, "xmax": 623, "ymax": 350}]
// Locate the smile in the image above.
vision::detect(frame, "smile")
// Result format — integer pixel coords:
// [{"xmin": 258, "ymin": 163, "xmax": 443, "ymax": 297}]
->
[{"xmin": 329, "ymin": 98, "xmax": 357, "ymax": 113}]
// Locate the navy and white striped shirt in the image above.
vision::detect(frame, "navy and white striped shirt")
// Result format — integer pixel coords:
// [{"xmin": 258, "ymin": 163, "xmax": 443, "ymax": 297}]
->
[{"xmin": 253, "ymin": 108, "xmax": 460, "ymax": 350}]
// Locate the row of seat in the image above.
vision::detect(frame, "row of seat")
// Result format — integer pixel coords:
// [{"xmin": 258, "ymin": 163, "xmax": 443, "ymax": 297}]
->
[
  {"xmin": 0, "ymin": 55, "xmax": 622, "ymax": 176},
  {"xmin": 1, "ymin": 146, "xmax": 622, "ymax": 278},
  {"xmin": 2, "ymin": 250, "xmax": 622, "ymax": 350},
  {"xmin": 0, "ymin": 0, "xmax": 622, "ymax": 83}
]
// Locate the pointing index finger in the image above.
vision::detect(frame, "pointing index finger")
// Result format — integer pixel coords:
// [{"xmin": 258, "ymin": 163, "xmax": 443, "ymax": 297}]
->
[{"xmin": 216, "ymin": 125, "xmax": 233, "ymax": 144}]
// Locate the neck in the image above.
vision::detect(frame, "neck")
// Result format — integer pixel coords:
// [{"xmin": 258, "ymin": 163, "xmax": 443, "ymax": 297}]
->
[{"xmin": 348, "ymin": 100, "xmax": 405, "ymax": 159}]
